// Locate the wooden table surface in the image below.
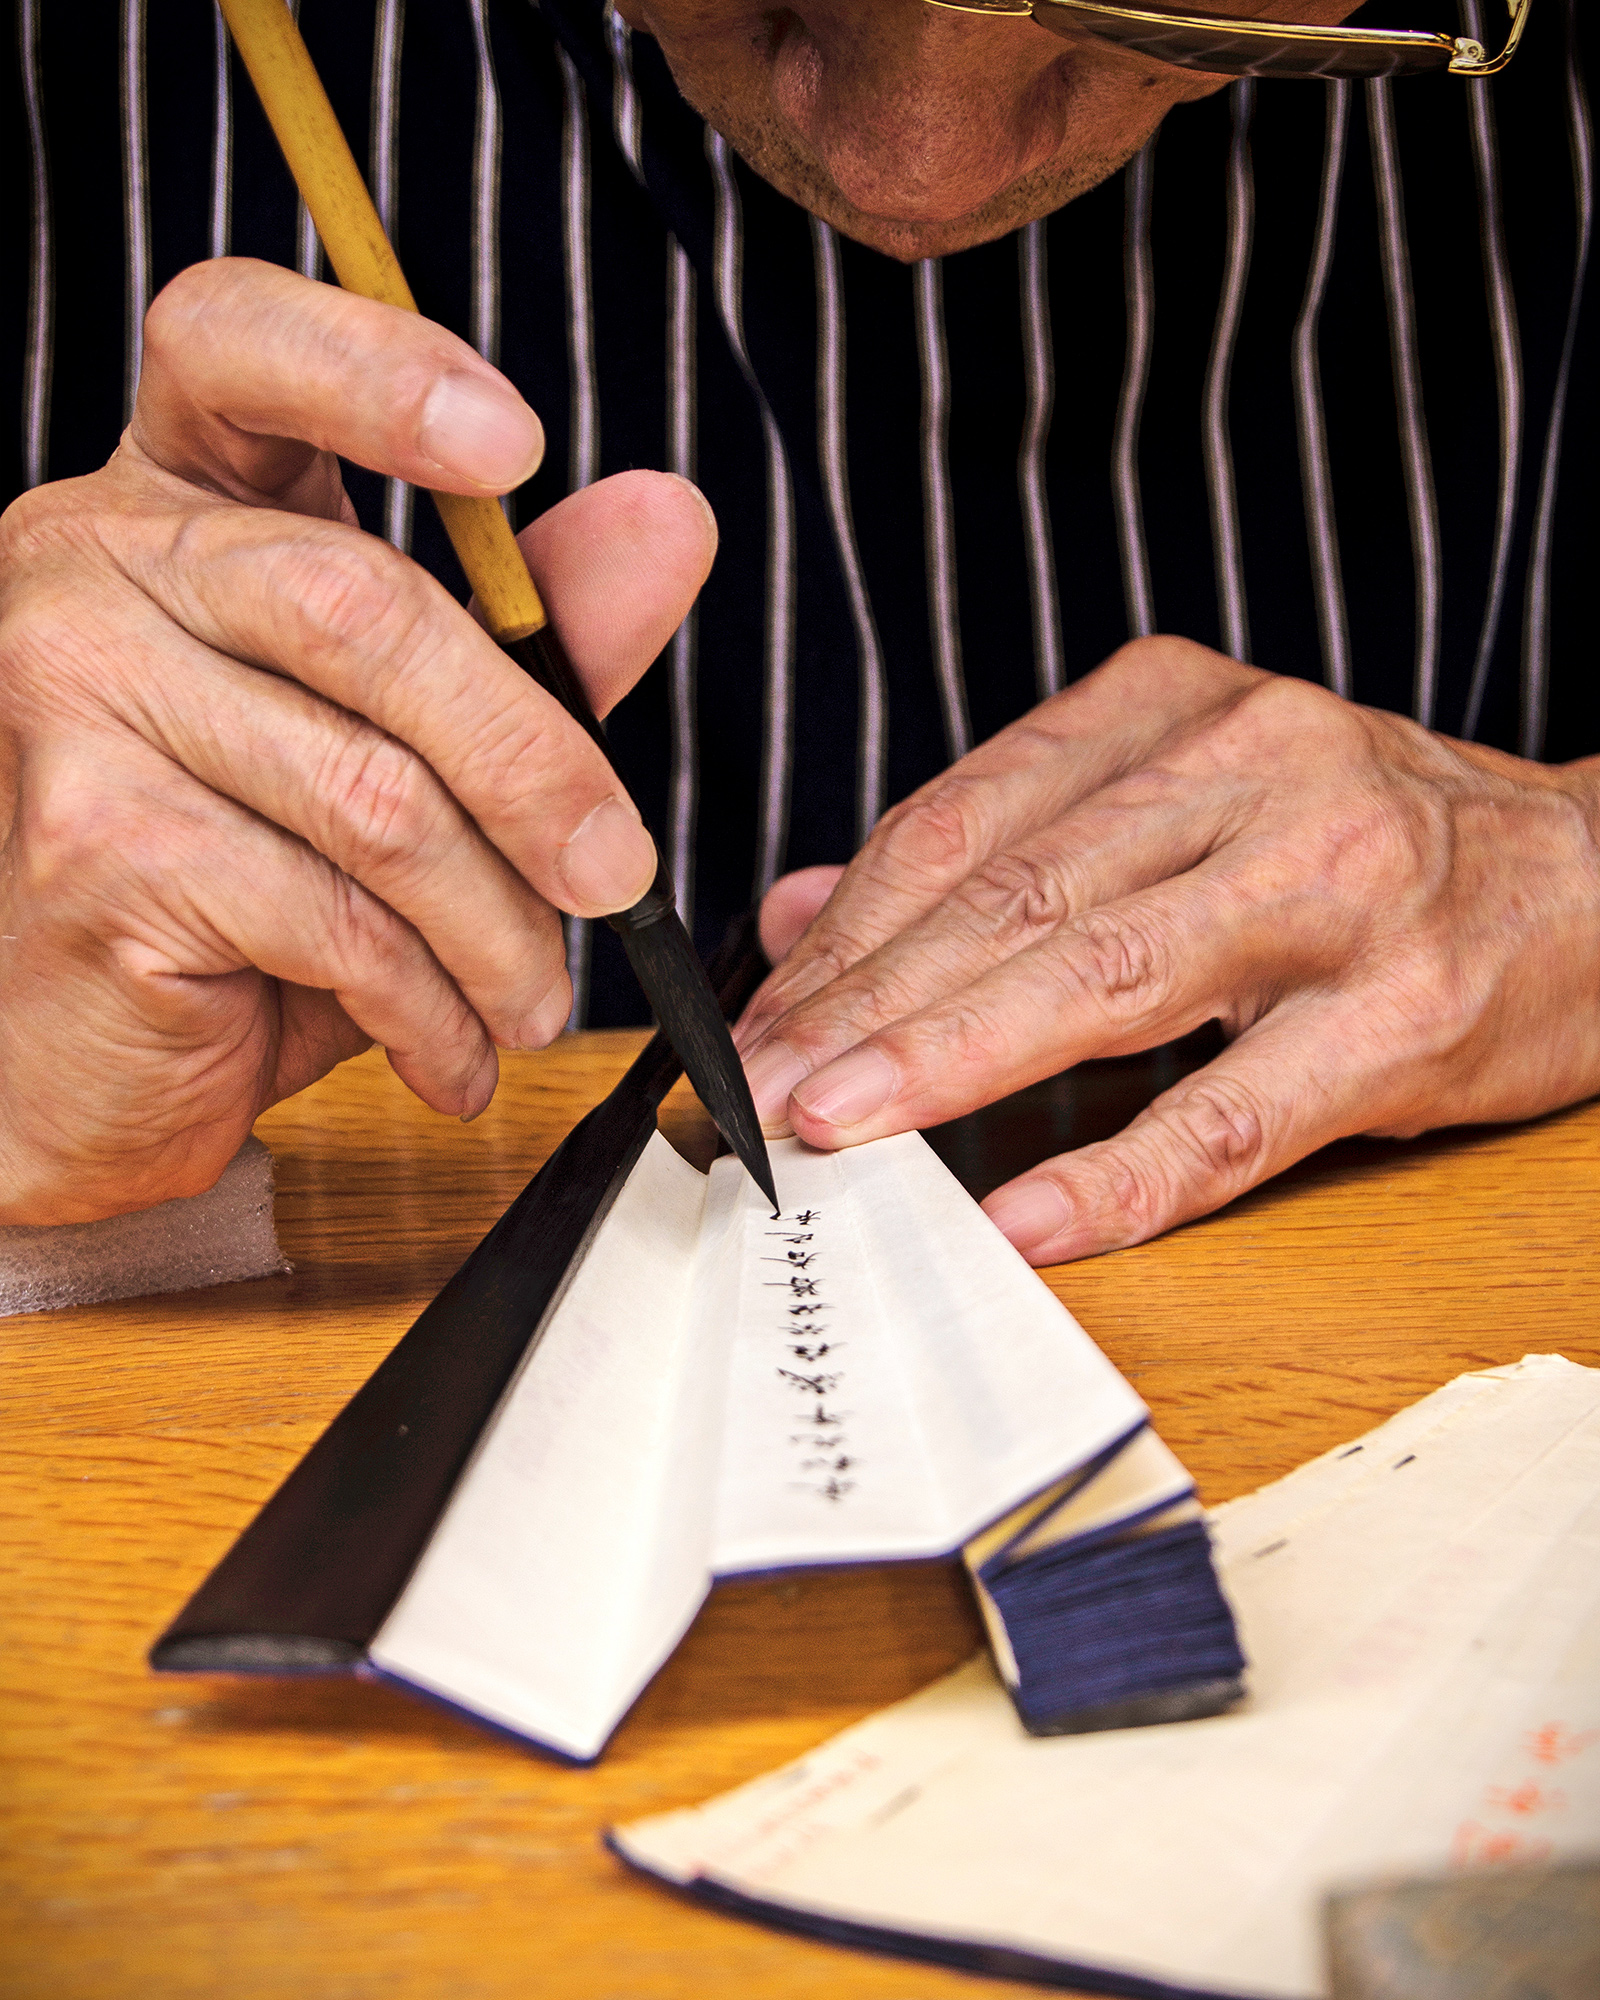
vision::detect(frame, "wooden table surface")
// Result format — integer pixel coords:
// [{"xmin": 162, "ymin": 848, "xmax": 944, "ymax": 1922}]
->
[{"xmin": 4, "ymin": 1033, "xmax": 1598, "ymax": 2000}]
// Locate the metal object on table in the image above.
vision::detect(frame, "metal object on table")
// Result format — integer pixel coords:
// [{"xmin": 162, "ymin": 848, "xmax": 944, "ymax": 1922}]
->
[{"xmin": 1325, "ymin": 1863, "xmax": 1600, "ymax": 2000}]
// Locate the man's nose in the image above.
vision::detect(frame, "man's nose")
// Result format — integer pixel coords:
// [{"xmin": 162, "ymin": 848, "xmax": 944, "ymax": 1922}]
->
[{"xmin": 770, "ymin": 1, "xmax": 1071, "ymax": 223}]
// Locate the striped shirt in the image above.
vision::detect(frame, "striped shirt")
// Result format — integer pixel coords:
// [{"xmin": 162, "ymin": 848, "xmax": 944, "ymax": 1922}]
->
[{"xmin": 5, "ymin": 0, "xmax": 1595, "ymax": 1027}]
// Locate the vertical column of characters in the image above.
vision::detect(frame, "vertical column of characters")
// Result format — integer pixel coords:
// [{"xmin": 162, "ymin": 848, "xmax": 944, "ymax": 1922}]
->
[{"xmin": 762, "ymin": 1208, "xmax": 859, "ymax": 1505}]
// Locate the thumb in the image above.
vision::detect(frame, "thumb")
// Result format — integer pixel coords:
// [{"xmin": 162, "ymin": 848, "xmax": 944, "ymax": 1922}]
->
[{"xmin": 513, "ymin": 472, "xmax": 718, "ymax": 721}]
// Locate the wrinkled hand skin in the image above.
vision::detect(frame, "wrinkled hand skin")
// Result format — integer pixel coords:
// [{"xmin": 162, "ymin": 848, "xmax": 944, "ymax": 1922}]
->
[
  {"xmin": 0, "ymin": 258, "xmax": 715, "ymax": 1224},
  {"xmin": 741, "ymin": 639, "xmax": 1600, "ymax": 1265}
]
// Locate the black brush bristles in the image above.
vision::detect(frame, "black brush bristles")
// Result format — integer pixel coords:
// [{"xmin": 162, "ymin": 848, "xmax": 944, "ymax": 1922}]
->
[
  {"xmin": 613, "ymin": 897, "xmax": 778, "ymax": 1214},
  {"xmin": 499, "ymin": 627, "xmax": 776, "ymax": 1210}
]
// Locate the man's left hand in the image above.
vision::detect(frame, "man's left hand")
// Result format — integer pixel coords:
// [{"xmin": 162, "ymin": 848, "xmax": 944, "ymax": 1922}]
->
[{"xmin": 737, "ymin": 638, "xmax": 1600, "ymax": 1263}]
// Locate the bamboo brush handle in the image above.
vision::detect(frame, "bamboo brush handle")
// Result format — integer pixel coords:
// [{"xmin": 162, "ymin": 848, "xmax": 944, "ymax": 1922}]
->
[{"xmin": 217, "ymin": 0, "xmax": 547, "ymax": 644}]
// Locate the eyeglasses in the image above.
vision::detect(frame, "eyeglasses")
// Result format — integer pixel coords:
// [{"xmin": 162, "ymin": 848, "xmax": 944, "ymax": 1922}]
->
[{"xmin": 924, "ymin": 0, "xmax": 1531, "ymax": 80}]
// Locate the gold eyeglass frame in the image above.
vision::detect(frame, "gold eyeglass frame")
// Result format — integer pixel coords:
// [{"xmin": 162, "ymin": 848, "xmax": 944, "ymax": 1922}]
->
[{"xmin": 923, "ymin": 0, "xmax": 1532, "ymax": 80}]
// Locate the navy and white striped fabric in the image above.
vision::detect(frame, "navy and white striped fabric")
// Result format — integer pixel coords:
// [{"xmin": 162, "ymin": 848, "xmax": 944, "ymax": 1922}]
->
[{"xmin": 5, "ymin": 0, "xmax": 1594, "ymax": 1027}]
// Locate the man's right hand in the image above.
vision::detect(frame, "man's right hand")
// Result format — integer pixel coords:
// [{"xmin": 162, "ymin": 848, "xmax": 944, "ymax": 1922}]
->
[{"xmin": 0, "ymin": 258, "xmax": 716, "ymax": 1224}]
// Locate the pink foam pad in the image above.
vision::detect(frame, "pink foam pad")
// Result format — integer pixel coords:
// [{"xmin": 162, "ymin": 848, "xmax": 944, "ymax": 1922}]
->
[{"xmin": 0, "ymin": 1138, "xmax": 289, "ymax": 1317}]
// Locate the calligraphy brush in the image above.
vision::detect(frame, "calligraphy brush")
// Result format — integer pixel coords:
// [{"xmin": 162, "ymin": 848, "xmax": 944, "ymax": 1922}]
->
[
  {"xmin": 216, "ymin": 0, "xmax": 775, "ymax": 1214},
  {"xmin": 152, "ymin": 913, "xmax": 770, "ymax": 1673}
]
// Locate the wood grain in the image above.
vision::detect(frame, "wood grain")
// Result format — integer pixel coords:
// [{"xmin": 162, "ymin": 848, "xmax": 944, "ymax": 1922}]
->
[{"xmin": 3, "ymin": 1035, "xmax": 1597, "ymax": 2000}]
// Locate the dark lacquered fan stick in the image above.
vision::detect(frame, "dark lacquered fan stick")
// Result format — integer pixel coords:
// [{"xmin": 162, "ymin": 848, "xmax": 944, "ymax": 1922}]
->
[
  {"xmin": 215, "ymin": 0, "xmax": 776, "ymax": 1213},
  {"xmin": 152, "ymin": 915, "xmax": 770, "ymax": 1673}
]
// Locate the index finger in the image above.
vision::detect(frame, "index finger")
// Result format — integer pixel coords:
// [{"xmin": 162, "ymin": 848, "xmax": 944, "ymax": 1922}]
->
[
  {"xmin": 117, "ymin": 486, "xmax": 703, "ymax": 919},
  {"xmin": 782, "ymin": 858, "xmax": 1315, "ymax": 1148},
  {"xmin": 740, "ymin": 639, "xmax": 1261, "ymax": 1041},
  {"xmin": 131, "ymin": 258, "xmax": 544, "ymax": 503}
]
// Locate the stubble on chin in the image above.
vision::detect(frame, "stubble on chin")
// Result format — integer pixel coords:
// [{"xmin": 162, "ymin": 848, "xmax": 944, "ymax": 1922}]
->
[{"xmin": 668, "ymin": 49, "xmax": 1174, "ymax": 261}]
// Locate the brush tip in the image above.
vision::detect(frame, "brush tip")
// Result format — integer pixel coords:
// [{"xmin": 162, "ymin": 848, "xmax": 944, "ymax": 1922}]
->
[{"xmin": 739, "ymin": 1151, "xmax": 779, "ymax": 1215}]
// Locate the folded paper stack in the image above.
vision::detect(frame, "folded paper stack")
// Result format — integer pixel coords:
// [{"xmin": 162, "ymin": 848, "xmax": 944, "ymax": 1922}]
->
[
  {"xmin": 611, "ymin": 1355, "xmax": 1600, "ymax": 2000},
  {"xmin": 363, "ymin": 1131, "xmax": 1243, "ymax": 1759},
  {"xmin": 159, "ymin": 1125, "xmax": 1243, "ymax": 1762}
]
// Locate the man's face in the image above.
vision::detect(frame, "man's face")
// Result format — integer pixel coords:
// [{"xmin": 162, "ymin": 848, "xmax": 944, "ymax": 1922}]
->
[{"xmin": 612, "ymin": 0, "xmax": 1265, "ymax": 259}]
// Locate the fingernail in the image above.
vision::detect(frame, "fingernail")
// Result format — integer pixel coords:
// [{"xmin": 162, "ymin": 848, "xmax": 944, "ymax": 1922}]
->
[
  {"xmin": 418, "ymin": 373, "xmax": 544, "ymax": 490},
  {"xmin": 557, "ymin": 797, "xmax": 658, "ymax": 914},
  {"xmin": 744, "ymin": 1039, "xmax": 811, "ymax": 1132},
  {"xmin": 669, "ymin": 472, "xmax": 720, "ymax": 549},
  {"xmin": 791, "ymin": 1047, "xmax": 895, "ymax": 1130},
  {"xmin": 982, "ymin": 1179, "xmax": 1070, "ymax": 1260},
  {"xmin": 458, "ymin": 1055, "xmax": 500, "ymax": 1123},
  {"xmin": 511, "ymin": 981, "xmax": 572, "ymax": 1050}
]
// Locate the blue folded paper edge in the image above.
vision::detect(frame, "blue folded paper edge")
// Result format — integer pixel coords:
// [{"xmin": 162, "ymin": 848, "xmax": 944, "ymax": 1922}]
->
[
  {"xmin": 361, "ymin": 1661, "xmax": 602, "ymax": 1768},
  {"xmin": 603, "ymin": 1832, "xmax": 1274, "ymax": 2000},
  {"xmin": 986, "ymin": 1516, "xmax": 1247, "ymax": 1734},
  {"xmin": 976, "ymin": 1426, "xmax": 1157, "ymax": 1571},
  {"xmin": 342, "ymin": 1418, "xmax": 1244, "ymax": 1765}
]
